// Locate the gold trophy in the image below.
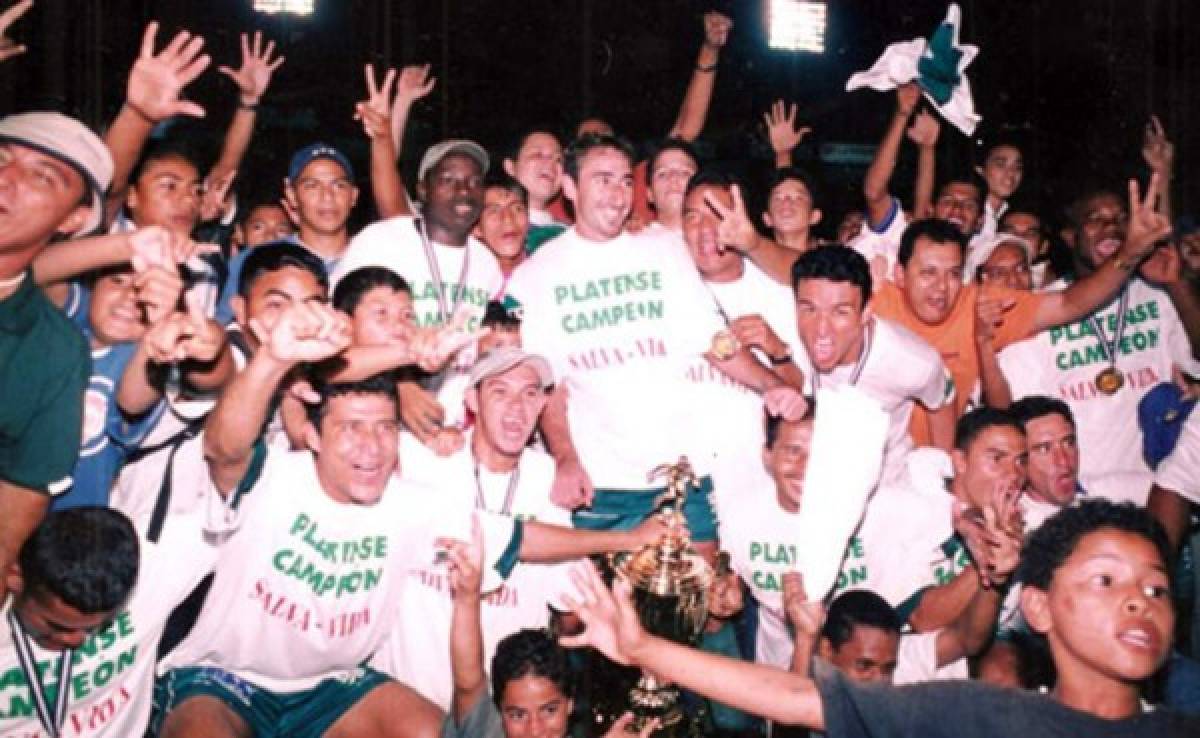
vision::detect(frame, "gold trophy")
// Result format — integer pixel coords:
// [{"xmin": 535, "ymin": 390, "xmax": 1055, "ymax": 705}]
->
[{"xmin": 609, "ymin": 457, "xmax": 713, "ymax": 735}]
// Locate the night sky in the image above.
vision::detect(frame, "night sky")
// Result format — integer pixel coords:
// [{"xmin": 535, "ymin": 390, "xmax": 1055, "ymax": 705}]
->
[{"xmin": 2, "ymin": 0, "xmax": 1197, "ymax": 232}]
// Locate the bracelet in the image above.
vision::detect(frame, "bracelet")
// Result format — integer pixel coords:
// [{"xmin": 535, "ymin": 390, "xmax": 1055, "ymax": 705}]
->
[
  {"xmin": 1112, "ymin": 253, "xmax": 1136, "ymax": 272},
  {"xmin": 238, "ymin": 100, "xmax": 260, "ymax": 111},
  {"xmin": 768, "ymin": 350, "xmax": 793, "ymax": 366},
  {"xmin": 696, "ymin": 63, "xmax": 717, "ymax": 73}
]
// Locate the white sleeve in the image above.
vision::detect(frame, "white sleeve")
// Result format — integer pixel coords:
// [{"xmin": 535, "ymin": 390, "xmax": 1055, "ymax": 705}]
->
[
  {"xmin": 1160, "ymin": 292, "xmax": 1200, "ymax": 376},
  {"xmin": 894, "ymin": 632, "xmax": 969, "ymax": 685},
  {"xmin": 915, "ymin": 357, "xmax": 955, "ymax": 411}
]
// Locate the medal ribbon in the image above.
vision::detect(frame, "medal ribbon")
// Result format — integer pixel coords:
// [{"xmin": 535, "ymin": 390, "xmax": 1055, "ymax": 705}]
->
[
  {"xmin": 813, "ymin": 321, "xmax": 875, "ymax": 391},
  {"xmin": 474, "ymin": 463, "xmax": 521, "ymax": 516},
  {"xmin": 416, "ymin": 217, "xmax": 472, "ymax": 325},
  {"xmin": 1088, "ymin": 288, "xmax": 1130, "ymax": 369},
  {"xmin": 7, "ymin": 609, "xmax": 74, "ymax": 737}
]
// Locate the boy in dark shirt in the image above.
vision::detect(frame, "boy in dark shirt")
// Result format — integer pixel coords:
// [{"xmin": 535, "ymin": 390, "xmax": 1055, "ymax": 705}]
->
[{"xmin": 563, "ymin": 499, "xmax": 1198, "ymax": 737}]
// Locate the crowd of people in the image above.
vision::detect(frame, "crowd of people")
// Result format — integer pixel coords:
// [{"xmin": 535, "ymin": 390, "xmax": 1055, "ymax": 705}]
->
[{"xmin": 0, "ymin": 2, "xmax": 1198, "ymax": 736}]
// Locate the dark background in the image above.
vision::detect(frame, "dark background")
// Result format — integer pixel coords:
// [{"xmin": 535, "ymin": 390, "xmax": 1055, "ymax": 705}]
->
[{"xmin": 3, "ymin": 0, "xmax": 1197, "ymax": 233}]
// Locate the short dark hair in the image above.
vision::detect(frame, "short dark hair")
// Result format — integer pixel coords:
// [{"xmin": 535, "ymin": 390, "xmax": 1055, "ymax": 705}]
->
[
  {"xmin": 1016, "ymin": 499, "xmax": 1172, "ymax": 591},
  {"xmin": 129, "ymin": 138, "xmax": 205, "ymax": 187},
  {"xmin": 791, "ymin": 245, "xmax": 873, "ymax": 306},
  {"xmin": 483, "ymin": 171, "xmax": 529, "ymax": 206},
  {"xmin": 482, "ymin": 299, "xmax": 521, "ymax": 330},
  {"xmin": 766, "ymin": 166, "xmax": 822, "ymax": 209},
  {"xmin": 505, "ymin": 128, "xmax": 562, "ymax": 164},
  {"xmin": 332, "ymin": 266, "xmax": 412, "ymax": 315},
  {"xmin": 821, "ymin": 590, "xmax": 902, "ymax": 650},
  {"xmin": 1065, "ymin": 188, "xmax": 1123, "ymax": 230},
  {"xmin": 645, "ymin": 138, "xmax": 700, "ymax": 186},
  {"xmin": 19, "ymin": 508, "xmax": 139, "ymax": 614},
  {"xmin": 304, "ymin": 374, "xmax": 399, "ymax": 431},
  {"xmin": 238, "ymin": 200, "xmax": 289, "ymax": 227},
  {"xmin": 563, "ymin": 133, "xmax": 636, "ymax": 181},
  {"xmin": 238, "ymin": 240, "xmax": 328, "ymax": 299},
  {"xmin": 954, "ymin": 406, "xmax": 1025, "ymax": 452},
  {"xmin": 491, "ymin": 628, "xmax": 574, "ymax": 706},
  {"xmin": 1009, "ymin": 395, "xmax": 1076, "ymax": 432},
  {"xmin": 897, "ymin": 218, "xmax": 969, "ymax": 268},
  {"xmin": 684, "ymin": 168, "xmax": 736, "ymax": 201},
  {"xmin": 764, "ymin": 401, "xmax": 816, "ymax": 450}
]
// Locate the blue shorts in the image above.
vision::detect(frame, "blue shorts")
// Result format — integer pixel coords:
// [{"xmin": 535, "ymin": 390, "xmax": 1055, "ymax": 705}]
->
[
  {"xmin": 572, "ymin": 476, "xmax": 718, "ymax": 542},
  {"xmin": 153, "ymin": 665, "xmax": 388, "ymax": 738}
]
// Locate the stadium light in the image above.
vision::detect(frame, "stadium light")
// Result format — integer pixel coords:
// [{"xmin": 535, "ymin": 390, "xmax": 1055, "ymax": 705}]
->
[
  {"xmin": 767, "ymin": 0, "xmax": 828, "ymax": 53},
  {"xmin": 254, "ymin": 0, "xmax": 315, "ymax": 15}
]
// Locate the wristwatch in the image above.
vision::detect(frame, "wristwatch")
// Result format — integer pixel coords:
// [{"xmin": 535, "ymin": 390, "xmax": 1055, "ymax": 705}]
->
[{"xmin": 768, "ymin": 348, "xmax": 793, "ymax": 366}]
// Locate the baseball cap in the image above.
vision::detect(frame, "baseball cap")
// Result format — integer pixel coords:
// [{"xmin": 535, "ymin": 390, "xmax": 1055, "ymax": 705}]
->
[
  {"xmin": 288, "ymin": 143, "xmax": 355, "ymax": 183},
  {"xmin": 468, "ymin": 347, "xmax": 554, "ymax": 390},
  {"xmin": 417, "ymin": 139, "xmax": 489, "ymax": 183},
  {"xmin": 962, "ymin": 233, "xmax": 1033, "ymax": 285},
  {"xmin": 1139, "ymin": 381, "xmax": 1197, "ymax": 468},
  {"xmin": 0, "ymin": 112, "xmax": 114, "ymax": 234}
]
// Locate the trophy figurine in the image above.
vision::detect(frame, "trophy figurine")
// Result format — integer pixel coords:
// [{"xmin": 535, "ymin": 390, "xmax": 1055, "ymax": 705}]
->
[{"xmin": 609, "ymin": 457, "xmax": 714, "ymax": 735}]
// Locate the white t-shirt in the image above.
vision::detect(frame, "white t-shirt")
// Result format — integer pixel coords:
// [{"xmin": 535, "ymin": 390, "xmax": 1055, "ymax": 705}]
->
[
  {"xmin": 690, "ymin": 261, "xmax": 804, "ymax": 506},
  {"xmin": 797, "ymin": 318, "xmax": 952, "ymax": 487},
  {"xmin": 506, "ymin": 227, "xmax": 726, "ymax": 488},
  {"xmin": 998, "ymin": 278, "xmax": 1200, "ymax": 504},
  {"xmin": 0, "ymin": 513, "xmax": 214, "ymax": 737},
  {"xmin": 160, "ymin": 446, "xmax": 516, "ymax": 693},
  {"xmin": 893, "ymin": 630, "xmax": 969, "ymax": 685},
  {"xmin": 371, "ymin": 434, "xmax": 576, "ymax": 710},
  {"xmin": 847, "ymin": 198, "xmax": 907, "ymax": 279}
]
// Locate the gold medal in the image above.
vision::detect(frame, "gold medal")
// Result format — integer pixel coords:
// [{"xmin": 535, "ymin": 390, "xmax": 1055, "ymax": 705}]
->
[
  {"xmin": 710, "ymin": 330, "xmax": 738, "ymax": 360},
  {"xmin": 1095, "ymin": 366, "xmax": 1125, "ymax": 395}
]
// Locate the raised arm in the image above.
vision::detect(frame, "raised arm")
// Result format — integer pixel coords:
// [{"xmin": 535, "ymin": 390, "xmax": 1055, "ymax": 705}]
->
[
  {"xmin": 704, "ymin": 184, "xmax": 797, "ymax": 285},
  {"xmin": 519, "ymin": 514, "xmax": 672, "ymax": 563},
  {"xmin": 446, "ymin": 519, "xmax": 488, "ymax": 726},
  {"xmin": 975, "ymin": 291, "xmax": 1014, "ymax": 409},
  {"xmin": 208, "ymin": 31, "xmax": 284, "ymax": 190},
  {"xmin": 203, "ymin": 302, "xmax": 351, "ymax": 493},
  {"xmin": 1142, "ymin": 115, "xmax": 1174, "ymax": 224},
  {"xmin": 667, "ymin": 11, "xmax": 732, "ymax": 141},
  {"xmin": 105, "ymin": 23, "xmax": 210, "ymax": 225},
  {"xmin": 783, "ymin": 572, "xmax": 826, "ymax": 676},
  {"xmin": 563, "ymin": 563, "xmax": 826, "ymax": 729},
  {"xmin": 357, "ymin": 65, "xmax": 409, "ymax": 219},
  {"xmin": 907, "ymin": 111, "xmax": 940, "ymax": 220},
  {"xmin": 863, "ymin": 84, "xmax": 919, "ymax": 229},
  {"xmin": 1033, "ymin": 175, "xmax": 1172, "ymax": 333},
  {"xmin": 0, "ymin": 0, "xmax": 32, "ymax": 64}
]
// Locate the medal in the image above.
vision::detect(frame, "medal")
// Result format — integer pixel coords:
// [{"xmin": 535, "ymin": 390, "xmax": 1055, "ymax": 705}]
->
[
  {"xmin": 1094, "ymin": 366, "xmax": 1125, "ymax": 395},
  {"xmin": 710, "ymin": 330, "xmax": 738, "ymax": 361}
]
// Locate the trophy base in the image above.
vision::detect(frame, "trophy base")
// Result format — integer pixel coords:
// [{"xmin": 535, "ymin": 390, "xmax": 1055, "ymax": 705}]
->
[{"xmin": 630, "ymin": 682, "xmax": 683, "ymax": 729}]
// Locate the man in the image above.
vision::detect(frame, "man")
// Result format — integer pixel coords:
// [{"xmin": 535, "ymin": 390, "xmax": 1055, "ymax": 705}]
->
[
  {"xmin": 791, "ymin": 244, "xmax": 956, "ymax": 473},
  {"xmin": 564, "ymin": 499, "xmax": 1198, "ymax": 736},
  {"xmin": 679, "ymin": 171, "xmax": 804, "ymax": 492},
  {"xmin": 0, "ymin": 505, "xmax": 213, "ymax": 736},
  {"xmin": 997, "ymin": 185, "xmax": 1200, "ymax": 503},
  {"xmin": 333, "ymin": 139, "xmax": 503, "ymax": 448},
  {"xmin": 0, "ymin": 111, "xmax": 112, "ymax": 597},
  {"xmin": 474, "ymin": 172, "xmax": 530, "ymax": 286},
  {"xmin": 216, "ymin": 142, "xmax": 358, "ymax": 323},
  {"xmin": 873, "ymin": 184, "xmax": 1173, "ymax": 446},
  {"xmin": 762, "ymin": 167, "xmax": 823, "ymax": 255},
  {"xmin": 1009, "ymin": 396, "xmax": 1085, "ymax": 531},
  {"xmin": 506, "ymin": 134, "xmax": 780, "ymax": 544},
  {"xmin": 501, "ymin": 128, "xmax": 565, "ymax": 235},
  {"xmin": 373, "ymin": 348, "xmax": 668, "ymax": 710}
]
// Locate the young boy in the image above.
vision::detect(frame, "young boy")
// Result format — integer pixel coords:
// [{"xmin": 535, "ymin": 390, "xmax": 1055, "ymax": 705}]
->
[{"xmin": 564, "ymin": 499, "xmax": 1198, "ymax": 736}]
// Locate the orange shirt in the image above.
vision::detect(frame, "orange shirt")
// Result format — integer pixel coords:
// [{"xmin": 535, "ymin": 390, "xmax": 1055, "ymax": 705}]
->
[{"xmin": 873, "ymin": 282, "xmax": 1043, "ymax": 445}]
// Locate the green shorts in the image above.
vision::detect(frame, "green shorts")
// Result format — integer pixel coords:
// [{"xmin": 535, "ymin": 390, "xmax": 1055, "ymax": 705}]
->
[
  {"xmin": 572, "ymin": 476, "xmax": 718, "ymax": 542},
  {"xmin": 152, "ymin": 665, "xmax": 388, "ymax": 738}
]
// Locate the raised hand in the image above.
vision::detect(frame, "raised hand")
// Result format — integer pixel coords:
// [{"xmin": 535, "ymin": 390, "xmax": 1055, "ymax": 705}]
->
[
  {"xmin": 628, "ymin": 511, "xmax": 686, "ymax": 551},
  {"xmin": 1120, "ymin": 173, "xmax": 1173, "ymax": 264},
  {"xmin": 703, "ymin": 184, "xmax": 760, "ymax": 253},
  {"xmin": 702, "ymin": 10, "xmax": 733, "ymax": 49},
  {"xmin": 133, "ymin": 262, "xmax": 183, "ymax": 327},
  {"xmin": 560, "ymin": 562, "xmax": 647, "ymax": 666},
  {"xmin": 763, "ymin": 100, "xmax": 811, "ymax": 158},
  {"xmin": 355, "ymin": 64, "xmax": 397, "ymax": 138},
  {"xmin": 126, "ymin": 22, "xmax": 211, "ymax": 122},
  {"xmin": 0, "ymin": 0, "xmax": 32, "ymax": 63},
  {"xmin": 143, "ymin": 294, "xmax": 225, "ymax": 364},
  {"xmin": 252, "ymin": 302, "xmax": 352, "ymax": 365},
  {"xmin": 394, "ymin": 63, "xmax": 437, "ymax": 111},
  {"xmin": 409, "ymin": 304, "xmax": 490, "ymax": 373},
  {"xmin": 906, "ymin": 110, "xmax": 941, "ymax": 148},
  {"xmin": 200, "ymin": 168, "xmax": 236, "ymax": 223},
  {"xmin": 1138, "ymin": 242, "xmax": 1183, "ymax": 286},
  {"xmin": 217, "ymin": 31, "xmax": 284, "ymax": 106},
  {"xmin": 781, "ymin": 571, "xmax": 826, "ymax": 642},
  {"xmin": 1141, "ymin": 115, "xmax": 1174, "ymax": 175}
]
